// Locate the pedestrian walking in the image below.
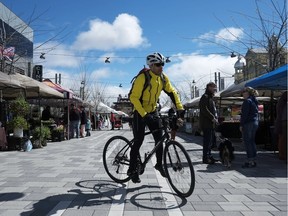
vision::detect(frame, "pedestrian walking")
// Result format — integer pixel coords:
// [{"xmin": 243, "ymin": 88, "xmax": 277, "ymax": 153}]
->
[
  {"xmin": 110, "ymin": 112, "xmax": 115, "ymax": 130},
  {"xmin": 80, "ymin": 106, "xmax": 87, "ymax": 138}
]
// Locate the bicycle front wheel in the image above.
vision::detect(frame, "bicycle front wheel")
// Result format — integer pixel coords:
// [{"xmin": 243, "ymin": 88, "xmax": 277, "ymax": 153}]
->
[
  {"xmin": 103, "ymin": 136, "xmax": 132, "ymax": 183},
  {"xmin": 163, "ymin": 140, "xmax": 195, "ymax": 197}
]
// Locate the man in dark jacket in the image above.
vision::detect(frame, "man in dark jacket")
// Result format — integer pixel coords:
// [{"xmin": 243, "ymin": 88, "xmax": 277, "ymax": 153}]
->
[
  {"xmin": 42, "ymin": 106, "xmax": 52, "ymax": 121},
  {"xmin": 199, "ymin": 82, "xmax": 218, "ymax": 164},
  {"xmin": 69, "ymin": 104, "xmax": 80, "ymax": 138}
]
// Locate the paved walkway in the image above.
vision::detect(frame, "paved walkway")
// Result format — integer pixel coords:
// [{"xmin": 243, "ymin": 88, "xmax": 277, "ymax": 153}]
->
[{"xmin": 0, "ymin": 124, "xmax": 287, "ymax": 216}]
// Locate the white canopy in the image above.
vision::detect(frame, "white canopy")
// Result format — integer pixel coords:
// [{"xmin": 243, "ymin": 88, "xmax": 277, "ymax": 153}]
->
[
  {"xmin": 96, "ymin": 102, "xmax": 118, "ymax": 114},
  {"xmin": 0, "ymin": 72, "xmax": 24, "ymax": 98},
  {"xmin": 11, "ymin": 73, "xmax": 64, "ymax": 99}
]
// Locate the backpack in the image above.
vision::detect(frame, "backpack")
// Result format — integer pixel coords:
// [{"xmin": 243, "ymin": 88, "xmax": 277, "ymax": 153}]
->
[{"xmin": 129, "ymin": 66, "xmax": 166, "ymax": 102}]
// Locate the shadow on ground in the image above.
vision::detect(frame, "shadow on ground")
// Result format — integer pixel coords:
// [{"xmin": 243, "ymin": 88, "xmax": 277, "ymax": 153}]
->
[
  {"xmin": 19, "ymin": 179, "xmax": 186, "ymax": 215},
  {"xmin": 178, "ymin": 132, "xmax": 287, "ymax": 178}
]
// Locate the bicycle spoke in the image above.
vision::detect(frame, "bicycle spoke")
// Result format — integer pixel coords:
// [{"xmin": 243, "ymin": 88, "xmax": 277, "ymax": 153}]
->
[
  {"xmin": 164, "ymin": 141, "xmax": 195, "ymax": 197},
  {"xmin": 103, "ymin": 136, "xmax": 131, "ymax": 183}
]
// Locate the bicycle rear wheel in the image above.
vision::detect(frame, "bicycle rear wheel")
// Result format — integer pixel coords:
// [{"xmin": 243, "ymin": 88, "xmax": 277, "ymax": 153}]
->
[
  {"xmin": 163, "ymin": 140, "xmax": 195, "ymax": 197},
  {"xmin": 103, "ymin": 136, "xmax": 132, "ymax": 183}
]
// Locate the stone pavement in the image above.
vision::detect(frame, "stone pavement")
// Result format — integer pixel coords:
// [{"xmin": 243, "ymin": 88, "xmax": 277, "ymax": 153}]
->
[{"xmin": 0, "ymin": 123, "xmax": 287, "ymax": 216}]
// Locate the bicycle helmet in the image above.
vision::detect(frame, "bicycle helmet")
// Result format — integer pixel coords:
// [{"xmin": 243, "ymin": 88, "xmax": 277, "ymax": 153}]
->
[{"xmin": 146, "ymin": 52, "xmax": 166, "ymax": 66}]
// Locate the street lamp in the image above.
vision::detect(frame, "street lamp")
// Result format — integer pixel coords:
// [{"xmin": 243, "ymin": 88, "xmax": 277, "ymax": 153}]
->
[
  {"xmin": 80, "ymin": 81, "xmax": 85, "ymax": 100},
  {"xmin": 105, "ymin": 57, "xmax": 110, "ymax": 63},
  {"xmin": 165, "ymin": 57, "xmax": 171, "ymax": 63}
]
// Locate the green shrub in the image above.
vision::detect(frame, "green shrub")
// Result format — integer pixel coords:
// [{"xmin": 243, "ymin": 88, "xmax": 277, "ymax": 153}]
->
[
  {"xmin": 10, "ymin": 96, "xmax": 30, "ymax": 117},
  {"xmin": 7, "ymin": 116, "xmax": 29, "ymax": 130},
  {"xmin": 32, "ymin": 126, "xmax": 51, "ymax": 142}
]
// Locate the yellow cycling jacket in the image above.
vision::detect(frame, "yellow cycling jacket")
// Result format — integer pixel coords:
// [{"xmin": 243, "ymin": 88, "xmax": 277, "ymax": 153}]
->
[{"xmin": 129, "ymin": 70, "xmax": 183, "ymax": 117}]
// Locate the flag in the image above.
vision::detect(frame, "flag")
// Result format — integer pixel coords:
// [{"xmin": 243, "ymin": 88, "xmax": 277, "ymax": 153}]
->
[{"xmin": 3, "ymin": 47, "xmax": 15, "ymax": 61}]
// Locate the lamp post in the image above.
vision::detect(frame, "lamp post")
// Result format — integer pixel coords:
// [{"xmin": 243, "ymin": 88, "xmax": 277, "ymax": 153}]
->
[{"xmin": 80, "ymin": 81, "xmax": 85, "ymax": 100}]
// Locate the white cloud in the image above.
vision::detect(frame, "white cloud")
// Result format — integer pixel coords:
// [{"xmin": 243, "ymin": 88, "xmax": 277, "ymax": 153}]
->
[
  {"xmin": 198, "ymin": 27, "xmax": 244, "ymax": 44},
  {"xmin": 164, "ymin": 53, "xmax": 236, "ymax": 102},
  {"xmin": 43, "ymin": 68, "xmax": 77, "ymax": 90},
  {"xmin": 73, "ymin": 13, "xmax": 149, "ymax": 51},
  {"xmin": 215, "ymin": 27, "xmax": 244, "ymax": 43},
  {"xmin": 90, "ymin": 68, "xmax": 111, "ymax": 80}
]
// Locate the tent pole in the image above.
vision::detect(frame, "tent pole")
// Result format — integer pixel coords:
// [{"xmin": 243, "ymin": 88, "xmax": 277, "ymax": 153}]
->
[
  {"xmin": 270, "ymin": 90, "xmax": 274, "ymax": 125},
  {"xmin": 38, "ymin": 95, "xmax": 42, "ymax": 146},
  {"xmin": 67, "ymin": 99, "xmax": 70, "ymax": 140}
]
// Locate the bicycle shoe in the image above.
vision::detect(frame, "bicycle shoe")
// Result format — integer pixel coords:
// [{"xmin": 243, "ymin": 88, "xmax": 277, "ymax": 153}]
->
[
  {"xmin": 127, "ymin": 168, "xmax": 141, "ymax": 183},
  {"xmin": 131, "ymin": 174, "xmax": 141, "ymax": 183},
  {"xmin": 127, "ymin": 167, "xmax": 133, "ymax": 176},
  {"xmin": 154, "ymin": 164, "xmax": 167, "ymax": 178}
]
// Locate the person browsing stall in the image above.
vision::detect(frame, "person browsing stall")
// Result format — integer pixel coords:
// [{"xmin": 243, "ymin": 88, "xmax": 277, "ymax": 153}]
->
[{"xmin": 128, "ymin": 52, "xmax": 184, "ymax": 183}]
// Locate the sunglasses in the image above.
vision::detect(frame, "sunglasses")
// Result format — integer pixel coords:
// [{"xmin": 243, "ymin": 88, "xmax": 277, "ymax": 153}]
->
[{"xmin": 154, "ymin": 63, "xmax": 165, "ymax": 67}]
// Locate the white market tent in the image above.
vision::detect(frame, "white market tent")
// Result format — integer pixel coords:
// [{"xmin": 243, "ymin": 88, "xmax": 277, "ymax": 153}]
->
[
  {"xmin": 0, "ymin": 72, "xmax": 64, "ymax": 99},
  {"xmin": 0, "ymin": 71, "xmax": 24, "ymax": 98},
  {"xmin": 11, "ymin": 73, "xmax": 64, "ymax": 99},
  {"xmin": 96, "ymin": 102, "xmax": 118, "ymax": 114}
]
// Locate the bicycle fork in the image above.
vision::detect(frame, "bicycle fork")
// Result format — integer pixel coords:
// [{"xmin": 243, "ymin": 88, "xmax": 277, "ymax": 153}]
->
[{"xmin": 167, "ymin": 142, "xmax": 184, "ymax": 173}]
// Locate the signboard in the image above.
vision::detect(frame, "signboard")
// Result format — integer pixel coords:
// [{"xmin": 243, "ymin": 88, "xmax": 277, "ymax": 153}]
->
[{"xmin": 33, "ymin": 65, "xmax": 43, "ymax": 81}]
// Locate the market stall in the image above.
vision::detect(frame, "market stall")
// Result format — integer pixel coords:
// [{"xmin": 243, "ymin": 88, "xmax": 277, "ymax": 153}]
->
[{"xmin": 245, "ymin": 64, "xmax": 287, "ymax": 90}]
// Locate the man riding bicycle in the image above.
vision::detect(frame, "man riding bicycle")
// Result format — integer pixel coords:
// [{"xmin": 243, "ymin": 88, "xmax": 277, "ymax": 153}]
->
[{"xmin": 128, "ymin": 52, "xmax": 184, "ymax": 183}]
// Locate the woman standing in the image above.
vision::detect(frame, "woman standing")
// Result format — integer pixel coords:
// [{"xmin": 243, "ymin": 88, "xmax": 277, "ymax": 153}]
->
[
  {"xmin": 80, "ymin": 106, "xmax": 87, "ymax": 138},
  {"xmin": 240, "ymin": 87, "xmax": 259, "ymax": 168}
]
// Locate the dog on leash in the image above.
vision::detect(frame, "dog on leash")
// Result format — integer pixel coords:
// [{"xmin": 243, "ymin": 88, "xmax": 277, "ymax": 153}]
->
[{"xmin": 218, "ymin": 138, "xmax": 234, "ymax": 168}]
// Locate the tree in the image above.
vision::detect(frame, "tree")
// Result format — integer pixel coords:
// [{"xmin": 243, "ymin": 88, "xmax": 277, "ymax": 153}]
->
[
  {"xmin": 227, "ymin": 0, "xmax": 287, "ymax": 72},
  {"xmin": 191, "ymin": 0, "xmax": 287, "ymax": 72}
]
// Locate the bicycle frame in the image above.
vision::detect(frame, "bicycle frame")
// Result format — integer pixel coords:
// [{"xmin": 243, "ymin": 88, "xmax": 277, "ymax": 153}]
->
[
  {"xmin": 103, "ymin": 114, "xmax": 195, "ymax": 197},
  {"xmin": 115, "ymin": 115, "xmax": 174, "ymax": 171},
  {"xmin": 141, "ymin": 127, "xmax": 170, "ymax": 166}
]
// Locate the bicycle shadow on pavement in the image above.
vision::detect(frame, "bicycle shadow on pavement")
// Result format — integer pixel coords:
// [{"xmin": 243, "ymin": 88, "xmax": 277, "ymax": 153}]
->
[
  {"xmin": 19, "ymin": 179, "xmax": 166, "ymax": 216},
  {"xmin": 130, "ymin": 191, "xmax": 187, "ymax": 210}
]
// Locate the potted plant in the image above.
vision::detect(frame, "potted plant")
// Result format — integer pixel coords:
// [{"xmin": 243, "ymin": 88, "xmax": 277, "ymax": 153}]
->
[
  {"xmin": 8, "ymin": 96, "xmax": 30, "ymax": 138},
  {"xmin": 10, "ymin": 96, "xmax": 30, "ymax": 117},
  {"xmin": 7, "ymin": 116, "xmax": 29, "ymax": 138},
  {"xmin": 51, "ymin": 125, "xmax": 65, "ymax": 142},
  {"xmin": 31, "ymin": 125, "xmax": 51, "ymax": 148}
]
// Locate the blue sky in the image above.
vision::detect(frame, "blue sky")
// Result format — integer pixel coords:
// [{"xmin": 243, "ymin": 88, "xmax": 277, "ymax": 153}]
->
[{"xmin": 1, "ymin": 0, "xmax": 281, "ymax": 105}]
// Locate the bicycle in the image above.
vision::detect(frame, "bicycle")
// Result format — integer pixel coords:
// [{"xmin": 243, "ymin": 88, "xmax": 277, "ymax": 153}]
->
[{"xmin": 102, "ymin": 115, "xmax": 195, "ymax": 197}]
